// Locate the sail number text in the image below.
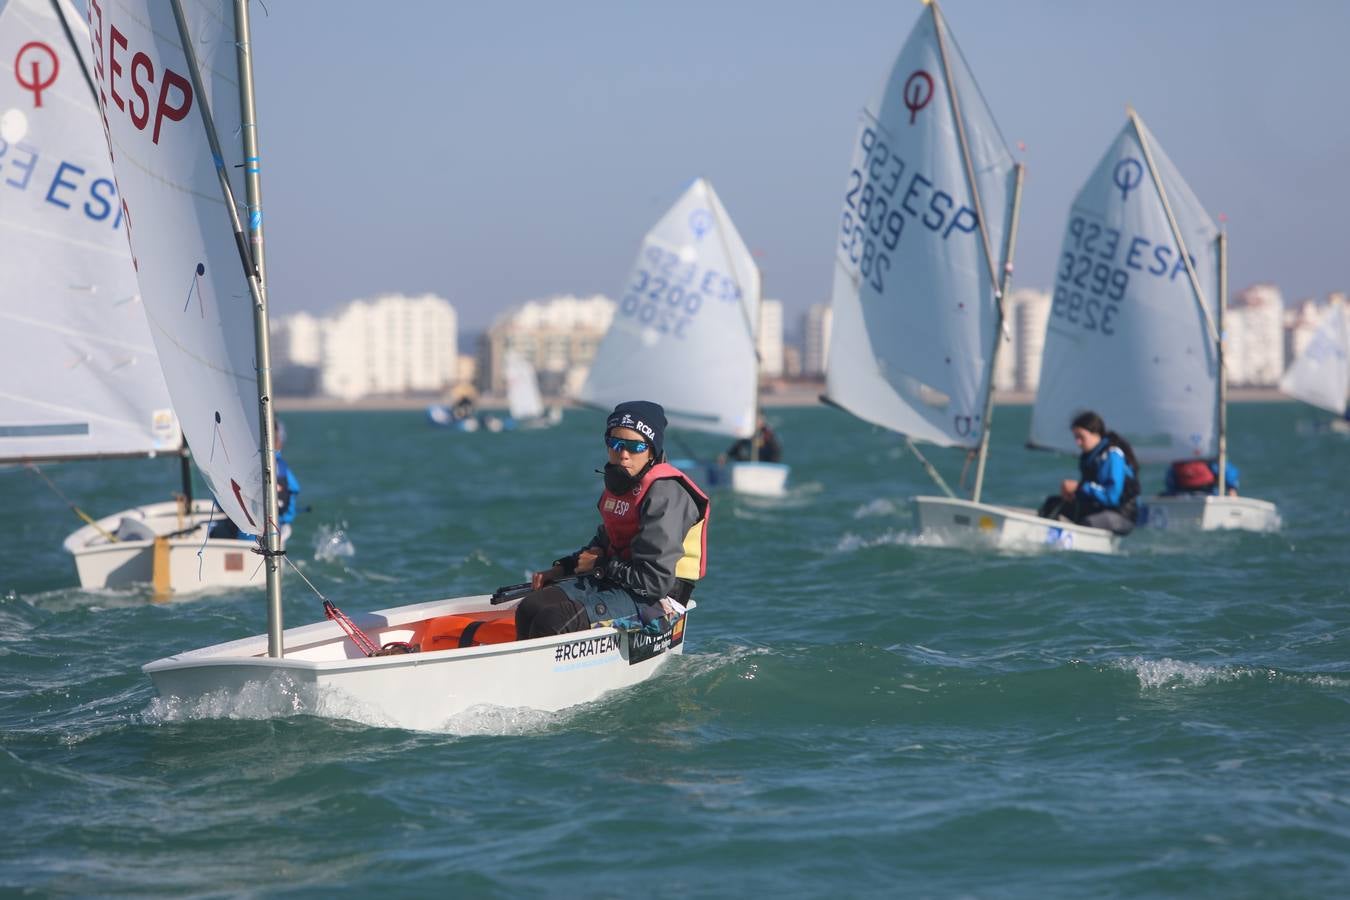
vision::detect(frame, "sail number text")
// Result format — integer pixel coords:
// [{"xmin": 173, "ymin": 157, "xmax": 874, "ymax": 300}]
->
[
  {"xmin": 838, "ymin": 126, "xmax": 979, "ymax": 294},
  {"xmin": 0, "ymin": 140, "xmax": 124, "ymax": 228},
  {"xmin": 1051, "ymin": 215, "xmax": 1197, "ymax": 336},
  {"xmin": 618, "ymin": 244, "xmax": 742, "ymax": 340}
]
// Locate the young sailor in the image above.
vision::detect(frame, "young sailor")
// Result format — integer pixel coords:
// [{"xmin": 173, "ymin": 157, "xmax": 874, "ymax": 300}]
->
[
  {"xmin": 515, "ymin": 401, "xmax": 709, "ymax": 640},
  {"xmin": 1037, "ymin": 410, "xmax": 1140, "ymax": 535},
  {"xmin": 1163, "ymin": 458, "xmax": 1240, "ymax": 497},
  {"xmin": 720, "ymin": 415, "xmax": 783, "ymax": 464}
]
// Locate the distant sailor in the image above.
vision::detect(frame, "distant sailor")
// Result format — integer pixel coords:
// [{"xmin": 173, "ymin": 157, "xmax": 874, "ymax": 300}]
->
[
  {"xmin": 208, "ymin": 419, "xmax": 302, "ymax": 542},
  {"xmin": 721, "ymin": 415, "xmax": 783, "ymax": 464},
  {"xmin": 1037, "ymin": 410, "xmax": 1140, "ymax": 535},
  {"xmin": 515, "ymin": 400, "xmax": 709, "ymax": 639},
  {"xmin": 1162, "ymin": 458, "xmax": 1240, "ymax": 497}
]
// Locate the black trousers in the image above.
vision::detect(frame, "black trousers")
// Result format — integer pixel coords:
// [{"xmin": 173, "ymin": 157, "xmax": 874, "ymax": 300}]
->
[
  {"xmin": 1038, "ymin": 494, "xmax": 1135, "ymax": 536},
  {"xmin": 514, "ymin": 585, "xmax": 589, "ymax": 640},
  {"xmin": 1036, "ymin": 493, "xmax": 1134, "ymax": 534}
]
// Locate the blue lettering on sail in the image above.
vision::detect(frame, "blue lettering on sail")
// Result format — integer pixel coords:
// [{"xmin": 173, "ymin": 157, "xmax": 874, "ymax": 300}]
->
[
  {"xmin": 837, "ymin": 124, "xmax": 978, "ymax": 296},
  {"xmin": 617, "ymin": 242, "xmax": 738, "ymax": 340},
  {"xmin": 0, "ymin": 139, "xmax": 124, "ymax": 228},
  {"xmin": 1050, "ymin": 213, "xmax": 1195, "ymax": 337}
]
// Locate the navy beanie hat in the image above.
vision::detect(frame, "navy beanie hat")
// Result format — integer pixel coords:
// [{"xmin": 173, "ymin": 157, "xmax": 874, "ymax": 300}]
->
[{"xmin": 605, "ymin": 401, "xmax": 666, "ymax": 459}]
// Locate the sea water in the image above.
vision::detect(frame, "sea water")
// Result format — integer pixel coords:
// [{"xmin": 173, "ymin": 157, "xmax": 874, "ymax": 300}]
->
[{"xmin": 1, "ymin": 403, "xmax": 1347, "ymax": 896}]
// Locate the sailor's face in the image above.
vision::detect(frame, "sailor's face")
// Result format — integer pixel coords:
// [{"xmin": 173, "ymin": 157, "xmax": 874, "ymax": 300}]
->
[
  {"xmin": 1071, "ymin": 426, "xmax": 1101, "ymax": 453},
  {"xmin": 607, "ymin": 426, "xmax": 652, "ymax": 475}
]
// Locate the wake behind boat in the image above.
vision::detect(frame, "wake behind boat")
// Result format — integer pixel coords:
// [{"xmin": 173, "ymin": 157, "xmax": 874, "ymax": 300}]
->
[{"xmin": 96, "ymin": 0, "xmax": 688, "ymax": 725}]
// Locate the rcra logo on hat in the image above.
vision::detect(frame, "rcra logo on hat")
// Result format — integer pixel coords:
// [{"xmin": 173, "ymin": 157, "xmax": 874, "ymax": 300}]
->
[{"xmin": 605, "ymin": 400, "xmax": 667, "ymax": 458}]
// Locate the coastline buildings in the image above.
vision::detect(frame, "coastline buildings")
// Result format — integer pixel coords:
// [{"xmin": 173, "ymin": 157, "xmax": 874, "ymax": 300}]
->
[
  {"xmin": 477, "ymin": 294, "xmax": 614, "ymax": 397},
  {"xmin": 272, "ymin": 293, "xmax": 458, "ymax": 400},
  {"xmin": 758, "ymin": 299, "xmax": 784, "ymax": 379},
  {"xmin": 268, "ymin": 281, "xmax": 1343, "ymax": 402},
  {"xmin": 802, "ymin": 303, "xmax": 832, "ymax": 378},
  {"xmin": 1226, "ymin": 284, "xmax": 1285, "ymax": 386}
]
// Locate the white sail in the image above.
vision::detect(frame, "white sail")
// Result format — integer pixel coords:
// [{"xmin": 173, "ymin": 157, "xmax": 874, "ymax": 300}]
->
[
  {"xmin": 824, "ymin": 4, "xmax": 1016, "ymax": 449},
  {"xmin": 1029, "ymin": 114, "xmax": 1219, "ymax": 462},
  {"xmin": 84, "ymin": 0, "xmax": 262, "ymax": 532},
  {"xmin": 580, "ymin": 178, "xmax": 760, "ymax": 439},
  {"xmin": 1280, "ymin": 300, "xmax": 1349, "ymax": 416},
  {"xmin": 0, "ymin": 0, "xmax": 179, "ymax": 462},
  {"xmin": 1031, "ymin": 115, "xmax": 1225, "ymax": 461},
  {"xmin": 505, "ymin": 353, "xmax": 544, "ymax": 421}
]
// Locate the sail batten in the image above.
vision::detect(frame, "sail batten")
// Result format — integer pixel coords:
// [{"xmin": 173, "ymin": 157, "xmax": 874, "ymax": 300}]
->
[
  {"xmin": 580, "ymin": 178, "xmax": 760, "ymax": 439},
  {"xmin": 1029, "ymin": 113, "xmax": 1220, "ymax": 464},
  {"xmin": 824, "ymin": 4, "xmax": 1016, "ymax": 451},
  {"xmin": 0, "ymin": 0, "xmax": 181, "ymax": 463}
]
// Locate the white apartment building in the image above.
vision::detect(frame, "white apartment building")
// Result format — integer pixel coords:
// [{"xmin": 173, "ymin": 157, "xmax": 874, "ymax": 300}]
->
[
  {"xmin": 1226, "ymin": 284, "xmax": 1285, "ymax": 386},
  {"xmin": 481, "ymin": 294, "xmax": 614, "ymax": 396},
  {"xmin": 320, "ymin": 293, "xmax": 458, "ymax": 400},
  {"xmin": 757, "ymin": 298, "xmax": 784, "ymax": 379},
  {"xmin": 1011, "ymin": 289, "xmax": 1051, "ymax": 393},
  {"xmin": 272, "ymin": 311, "xmax": 323, "ymax": 367},
  {"xmin": 803, "ymin": 303, "xmax": 832, "ymax": 377}
]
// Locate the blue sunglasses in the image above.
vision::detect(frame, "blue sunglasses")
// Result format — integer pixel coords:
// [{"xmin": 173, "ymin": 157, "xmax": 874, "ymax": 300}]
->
[{"xmin": 605, "ymin": 436, "xmax": 650, "ymax": 454}]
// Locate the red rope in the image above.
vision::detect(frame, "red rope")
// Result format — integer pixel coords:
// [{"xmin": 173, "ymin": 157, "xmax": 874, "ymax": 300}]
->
[{"xmin": 324, "ymin": 600, "xmax": 380, "ymax": 657}]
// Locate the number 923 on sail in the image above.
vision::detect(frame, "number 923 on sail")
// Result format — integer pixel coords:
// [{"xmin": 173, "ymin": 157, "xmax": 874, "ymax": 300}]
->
[{"xmin": 836, "ymin": 123, "xmax": 978, "ymax": 294}]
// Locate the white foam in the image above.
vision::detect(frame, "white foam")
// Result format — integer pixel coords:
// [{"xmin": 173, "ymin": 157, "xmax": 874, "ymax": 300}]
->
[
  {"xmin": 1115, "ymin": 657, "xmax": 1350, "ymax": 691},
  {"xmin": 312, "ymin": 522, "xmax": 355, "ymax": 561},
  {"xmin": 852, "ymin": 498, "xmax": 900, "ymax": 519}
]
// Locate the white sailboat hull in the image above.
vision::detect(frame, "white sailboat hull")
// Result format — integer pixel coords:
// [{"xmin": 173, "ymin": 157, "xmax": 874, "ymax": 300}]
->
[
  {"xmin": 1138, "ymin": 495, "xmax": 1281, "ymax": 533},
  {"xmin": 726, "ymin": 462, "xmax": 790, "ymax": 497},
  {"xmin": 144, "ymin": 594, "xmax": 692, "ymax": 732},
  {"xmin": 63, "ymin": 499, "xmax": 260, "ymax": 593},
  {"xmin": 914, "ymin": 496, "xmax": 1122, "ymax": 555}
]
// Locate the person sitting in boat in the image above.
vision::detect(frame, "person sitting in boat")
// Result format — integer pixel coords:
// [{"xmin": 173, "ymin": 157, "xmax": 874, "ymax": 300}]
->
[
  {"xmin": 208, "ymin": 419, "xmax": 302, "ymax": 542},
  {"xmin": 1036, "ymin": 410, "xmax": 1140, "ymax": 535},
  {"xmin": 515, "ymin": 400, "xmax": 709, "ymax": 640},
  {"xmin": 1162, "ymin": 458, "xmax": 1240, "ymax": 497},
  {"xmin": 720, "ymin": 415, "xmax": 782, "ymax": 464},
  {"xmin": 452, "ymin": 395, "xmax": 475, "ymax": 421}
]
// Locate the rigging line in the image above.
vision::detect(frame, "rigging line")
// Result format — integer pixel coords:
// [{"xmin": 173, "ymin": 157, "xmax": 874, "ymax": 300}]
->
[
  {"xmin": 1127, "ymin": 107, "xmax": 1221, "ymax": 350},
  {"xmin": 25, "ymin": 463, "xmax": 119, "ymax": 541},
  {"xmin": 48, "ymin": 0, "xmax": 98, "ymax": 104},
  {"xmin": 929, "ymin": 0, "xmax": 1006, "ymax": 322},
  {"xmin": 904, "ymin": 437, "xmax": 956, "ymax": 499}
]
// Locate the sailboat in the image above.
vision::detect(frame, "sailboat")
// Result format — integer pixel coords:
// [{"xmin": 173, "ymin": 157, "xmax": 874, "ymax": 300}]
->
[
  {"xmin": 822, "ymin": 1, "xmax": 1116, "ymax": 552},
  {"xmin": 503, "ymin": 353, "xmax": 561, "ymax": 429},
  {"xmin": 1029, "ymin": 109, "xmax": 1281, "ymax": 533},
  {"xmin": 1280, "ymin": 298, "xmax": 1350, "ymax": 435},
  {"xmin": 95, "ymin": 0, "xmax": 690, "ymax": 730},
  {"xmin": 0, "ymin": 0, "xmax": 258, "ymax": 593},
  {"xmin": 580, "ymin": 177, "xmax": 789, "ymax": 497}
]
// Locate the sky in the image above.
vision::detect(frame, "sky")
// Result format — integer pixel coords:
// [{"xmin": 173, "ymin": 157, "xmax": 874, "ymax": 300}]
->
[{"xmin": 238, "ymin": 0, "xmax": 1350, "ymax": 332}]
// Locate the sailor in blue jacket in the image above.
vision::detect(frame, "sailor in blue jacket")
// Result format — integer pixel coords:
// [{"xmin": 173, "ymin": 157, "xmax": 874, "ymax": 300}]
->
[
  {"xmin": 1163, "ymin": 458, "xmax": 1239, "ymax": 496},
  {"xmin": 1038, "ymin": 411, "xmax": 1141, "ymax": 535}
]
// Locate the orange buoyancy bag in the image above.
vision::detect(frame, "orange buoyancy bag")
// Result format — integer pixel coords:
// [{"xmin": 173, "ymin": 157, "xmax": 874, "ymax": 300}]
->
[
  {"xmin": 410, "ymin": 610, "xmax": 517, "ymax": 651},
  {"xmin": 1171, "ymin": 459, "xmax": 1216, "ymax": 491}
]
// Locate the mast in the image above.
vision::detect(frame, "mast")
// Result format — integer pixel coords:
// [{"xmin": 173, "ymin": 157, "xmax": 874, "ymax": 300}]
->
[
  {"xmin": 929, "ymin": 0, "xmax": 1016, "ymax": 503},
  {"xmin": 1127, "ymin": 107, "xmax": 1220, "ymax": 348},
  {"xmin": 1216, "ymin": 230, "xmax": 1228, "ymax": 495},
  {"xmin": 971, "ymin": 164, "xmax": 1023, "ymax": 503},
  {"xmin": 235, "ymin": 0, "xmax": 266, "ymax": 287},
  {"xmin": 170, "ymin": 0, "xmax": 285, "ymax": 657}
]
